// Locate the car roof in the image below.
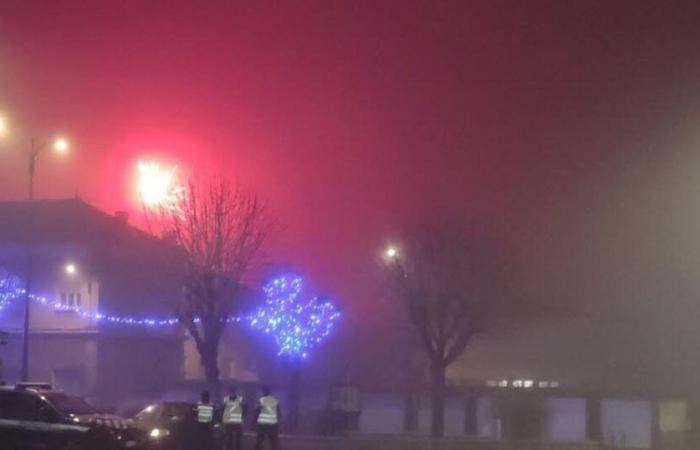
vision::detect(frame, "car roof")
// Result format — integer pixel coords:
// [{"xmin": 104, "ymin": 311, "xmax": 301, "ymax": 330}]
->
[{"xmin": 0, "ymin": 387, "xmax": 70, "ymax": 396}]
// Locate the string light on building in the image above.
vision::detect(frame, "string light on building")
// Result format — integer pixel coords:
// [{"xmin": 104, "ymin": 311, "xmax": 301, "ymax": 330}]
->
[
  {"xmin": 0, "ymin": 269, "xmax": 181, "ymax": 326},
  {"xmin": 2, "ymin": 269, "xmax": 342, "ymax": 341},
  {"xmin": 249, "ymin": 275, "xmax": 341, "ymax": 359}
]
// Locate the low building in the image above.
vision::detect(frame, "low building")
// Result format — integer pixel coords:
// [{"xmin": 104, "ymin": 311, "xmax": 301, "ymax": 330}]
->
[{"xmin": 0, "ymin": 198, "xmax": 184, "ymax": 405}]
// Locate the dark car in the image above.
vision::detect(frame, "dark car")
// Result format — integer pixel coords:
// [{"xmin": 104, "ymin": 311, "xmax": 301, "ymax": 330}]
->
[
  {"xmin": 0, "ymin": 385, "xmax": 145, "ymax": 450},
  {"xmin": 134, "ymin": 401, "xmax": 224, "ymax": 450}
]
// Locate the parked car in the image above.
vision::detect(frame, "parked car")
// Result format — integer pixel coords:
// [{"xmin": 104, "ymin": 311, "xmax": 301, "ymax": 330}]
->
[
  {"xmin": 133, "ymin": 401, "xmax": 224, "ymax": 450},
  {"xmin": 0, "ymin": 384, "xmax": 146, "ymax": 450}
]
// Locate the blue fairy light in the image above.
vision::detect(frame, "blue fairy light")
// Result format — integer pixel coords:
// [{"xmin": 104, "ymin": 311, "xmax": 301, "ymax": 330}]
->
[{"xmin": 249, "ymin": 275, "xmax": 341, "ymax": 359}]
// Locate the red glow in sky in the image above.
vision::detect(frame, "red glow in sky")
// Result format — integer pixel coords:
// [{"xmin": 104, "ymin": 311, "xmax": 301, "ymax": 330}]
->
[{"xmin": 1, "ymin": 1, "xmax": 699, "ymax": 324}]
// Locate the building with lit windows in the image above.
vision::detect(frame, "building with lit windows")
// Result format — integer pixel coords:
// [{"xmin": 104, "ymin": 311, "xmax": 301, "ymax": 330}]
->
[{"xmin": 0, "ymin": 198, "xmax": 184, "ymax": 405}]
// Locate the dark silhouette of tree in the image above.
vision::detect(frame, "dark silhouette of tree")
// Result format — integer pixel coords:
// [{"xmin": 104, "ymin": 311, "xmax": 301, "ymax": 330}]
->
[
  {"xmin": 384, "ymin": 224, "xmax": 493, "ymax": 437},
  {"xmin": 156, "ymin": 178, "xmax": 272, "ymax": 396}
]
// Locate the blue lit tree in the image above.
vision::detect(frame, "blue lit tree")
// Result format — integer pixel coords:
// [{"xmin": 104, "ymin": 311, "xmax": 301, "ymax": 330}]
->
[
  {"xmin": 0, "ymin": 268, "xmax": 24, "ymax": 312},
  {"xmin": 250, "ymin": 275, "xmax": 341, "ymax": 360},
  {"xmin": 249, "ymin": 274, "xmax": 341, "ymax": 432}
]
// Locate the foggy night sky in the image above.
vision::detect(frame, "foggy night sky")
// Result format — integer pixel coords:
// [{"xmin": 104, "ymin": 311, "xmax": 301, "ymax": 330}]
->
[{"xmin": 2, "ymin": 0, "xmax": 700, "ymax": 334}]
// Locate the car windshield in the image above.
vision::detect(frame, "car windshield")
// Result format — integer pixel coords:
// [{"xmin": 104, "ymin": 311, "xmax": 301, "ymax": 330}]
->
[
  {"xmin": 135, "ymin": 404, "xmax": 159, "ymax": 422},
  {"xmin": 43, "ymin": 392, "xmax": 98, "ymax": 416},
  {"xmin": 162, "ymin": 403, "xmax": 194, "ymax": 421}
]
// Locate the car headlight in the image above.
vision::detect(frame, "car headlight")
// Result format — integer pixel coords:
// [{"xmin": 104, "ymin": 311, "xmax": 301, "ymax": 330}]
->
[{"xmin": 149, "ymin": 428, "xmax": 170, "ymax": 439}]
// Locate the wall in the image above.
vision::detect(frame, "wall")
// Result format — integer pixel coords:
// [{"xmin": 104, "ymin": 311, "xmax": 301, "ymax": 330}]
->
[
  {"xmin": 418, "ymin": 396, "xmax": 466, "ymax": 436},
  {"xmin": 96, "ymin": 331, "xmax": 183, "ymax": 406},
  {"xmin": 477, "ymin": 396, "xmax": 500, "ymax": 439},
  {"xmin": 659, "ymin": 400, "xmax": 689, "ymax": 433},
  {"xmin": 544, "ymin": 398, "xmax": 587, "ymax": 442},
  {"xmin": 658, "ymin": 400, "xmax": 690, "ymax": 450},
  {"xmin": 601, "ymin": 399, "xmax": 652, "ymax": 449},
  {"xmin": 240, "ymin": 435, "xmax": 601, "ymax": 450},
  {"xmin": 0, "ymin": 243, "xmax": 97, "ymax": 332},
  {"xmin": 358, "ymin": 392, "xmax": 405, "ymax": 434},
  {"xmin": 0, "ymin": 332, "xmax": 98, "ymax": 396}
]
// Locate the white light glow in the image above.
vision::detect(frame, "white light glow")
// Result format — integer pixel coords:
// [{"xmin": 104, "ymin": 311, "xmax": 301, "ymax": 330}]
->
[
  {"xmin": 137, "ymin": 161, "xmax": 183, "ymax": 211},
  {"xmin": 65, "ymin": 264, "xmax": 77, "ymax": 276},
  {"xmin": 149, "ymin": 428, "xmax": 169, "ymax": 438},
  {"xmin": 385, "ymin": 247, "xmax": 398, "ymax": 258},
  {"xmin": 53, "ymin": 138, "xmax": 69, "ymax": 154}
]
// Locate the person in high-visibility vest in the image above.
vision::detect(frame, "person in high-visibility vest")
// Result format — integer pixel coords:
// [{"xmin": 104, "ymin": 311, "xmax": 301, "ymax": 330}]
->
[
  {"xmin": 255, "ymin": 386, "xmax": 280, "ymax": 450},
  {"xmin": 222, "ymin": 386, "xmax": 246, "ymax": 450},
  {"xmin": 195, "ymin": 390, "xmax": 215, "ymax": 450}
]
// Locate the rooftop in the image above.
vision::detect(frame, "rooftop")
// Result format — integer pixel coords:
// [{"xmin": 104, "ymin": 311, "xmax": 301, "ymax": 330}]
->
[{"xmin": 0, "ymin": 198, "xmax": 153, "ymax": 246}]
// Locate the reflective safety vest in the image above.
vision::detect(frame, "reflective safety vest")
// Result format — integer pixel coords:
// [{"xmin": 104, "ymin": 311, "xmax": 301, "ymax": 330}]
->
[
  {"xmin": 222, "ymin": 395, "xmax": 244, "ymax": 424},
  {"xmin": 257, "ymin": 395, "xmax": 279, "ymax": 425},
  {"xmin": 197, "ymin": 402, "xmax": 214, "ymax": 424}
]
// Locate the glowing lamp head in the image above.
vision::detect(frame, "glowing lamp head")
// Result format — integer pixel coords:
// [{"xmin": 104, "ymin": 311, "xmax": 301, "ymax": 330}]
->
[
  {"xmin": 0, "ymin": 117, "xmax": 7, "ymax": 136},
  {"xmin": 53, "ymin": 138, "xmax": 69, "ymax": 154},
  {"xmin": 385, "ymin": 247, "xmax": 398, "ymax": 259},
  {"xmin": 149, "ymin": 428, "xmax": 169, "ymax": 439},
  {"xmin": 137, "ymin": 161, "xmax": 182, "ymax": 209},
  {"xmin": 65, "ymin": 263, "xmax": 77, "ymax": 276}
]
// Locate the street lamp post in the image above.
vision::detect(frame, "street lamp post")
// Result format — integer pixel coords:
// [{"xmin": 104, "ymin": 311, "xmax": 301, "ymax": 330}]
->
[
  {"xmin": 0, "ymin": 115, "xmax": 71, "ymax": 381},
  {"xmin": 14, "ymin": 132, "xmax": 70, "ymax": 381}
]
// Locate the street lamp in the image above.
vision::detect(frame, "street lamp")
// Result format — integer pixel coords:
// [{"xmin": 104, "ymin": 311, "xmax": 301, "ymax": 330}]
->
[
  {"xmin": 23, "ymin": 136, "xmax": 71, "ymax": 380},
  {"xmin": 28, "ymin": 136, "xmax": 71, "ymax": 200},
  {"xmin": 64, "ymin": 263, "xmax": 77, "ymax": 276},
  {"xmin": 2, "ymin": 117, "xmax": 73, "ymax": 381},
  {"xmin": 385, "ymin": 247, "xmax": 398, "ymax": 259},
  {"xmin": 53, "ymin": 138, "xmax": 69, "ymax": 154}
]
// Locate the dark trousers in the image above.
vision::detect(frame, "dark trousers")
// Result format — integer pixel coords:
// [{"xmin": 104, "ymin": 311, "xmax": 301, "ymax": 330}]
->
[
  {"xmin": 255, "ymin": 424, "xmax": 279, "ymax": 450},
  {"xmin": 196, "ymin": 423, "xmax": 214, "ymax": 450},
  {"xmin": 224, "ymin": 424, "xmax": 243, "ymax": 450}
]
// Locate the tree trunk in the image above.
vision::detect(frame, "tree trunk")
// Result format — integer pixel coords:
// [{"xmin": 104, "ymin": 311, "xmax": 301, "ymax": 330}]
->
[
  {"xmin": 288, "ymin": 364, "xmax": 302, "ymax": 434},
  {"xmin": 201, "ymin": 341, "xmax": 221, "ymax": 400},
  {"xmin": 430, "ymin": 362, "xmax": 447, "ymax": 437}
]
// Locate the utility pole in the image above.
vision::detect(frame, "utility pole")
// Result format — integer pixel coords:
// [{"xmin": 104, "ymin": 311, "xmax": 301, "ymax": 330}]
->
[
  {"xmin": 0, "ymin": 115, "xmax": 71, "ymax": 382},
  {"xmin": 21, "ymin": 141, "xmax": 38, "ymax": 382},
  {"xmin": 0, "ymin": 330, "xmax": 8, "ymax": 384},
  {"xmin": 20, "ymin": 138, "xmax": 70, "ymax": 381}
]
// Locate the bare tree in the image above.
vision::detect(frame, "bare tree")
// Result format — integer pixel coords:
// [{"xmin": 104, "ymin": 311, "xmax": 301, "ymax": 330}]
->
[
  {"xmin": 157, "ymin": 178, "xmax": 272, "ymax": 395},
  {"xmin": 384, "ymin": 224, "xmax": 493, "ymax": 437}
]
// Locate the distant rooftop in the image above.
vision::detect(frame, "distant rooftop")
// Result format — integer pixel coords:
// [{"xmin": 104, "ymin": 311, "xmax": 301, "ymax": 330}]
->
[{"xmin": 0, "ymin": 198, "xmax": 152, "ymax": 245}]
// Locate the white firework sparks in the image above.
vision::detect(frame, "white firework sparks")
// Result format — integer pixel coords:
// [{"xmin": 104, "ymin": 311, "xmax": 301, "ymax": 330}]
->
[{"xmin": 137, "ymin": 161, "xmax": 185, "ymax": 213}]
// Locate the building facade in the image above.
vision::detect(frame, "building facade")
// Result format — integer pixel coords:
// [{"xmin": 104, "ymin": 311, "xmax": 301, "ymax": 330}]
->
[{"xmin": 0, "ymin": 199, "xmax": 184, "ymax": 405}]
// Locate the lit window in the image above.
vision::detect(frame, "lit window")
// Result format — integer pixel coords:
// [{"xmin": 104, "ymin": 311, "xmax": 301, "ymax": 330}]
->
[
  {"xmin": 57, "ymin": 292, "xmax": 82, "ymax": 311},
  {"xmin": 512, "ymin": 380, "xmax": 523, "ymax": 388},
  {"xmin": 538, "ymin": 381, "xmax": 550, "ymax": 388},
  {"xmin": 523, "ymin": 380, "xmax": 534, "ymax": 388},
  {"xmin": 498, "ymin": 380, "xmax": 508, "ymax": 388},
  {"xmin": 487, "ymin": 380, "xmax": 498, "ymax": 387},
  {"xmin": 549, "ymin": 381, "xmax": 560, "ymax": 388}
]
